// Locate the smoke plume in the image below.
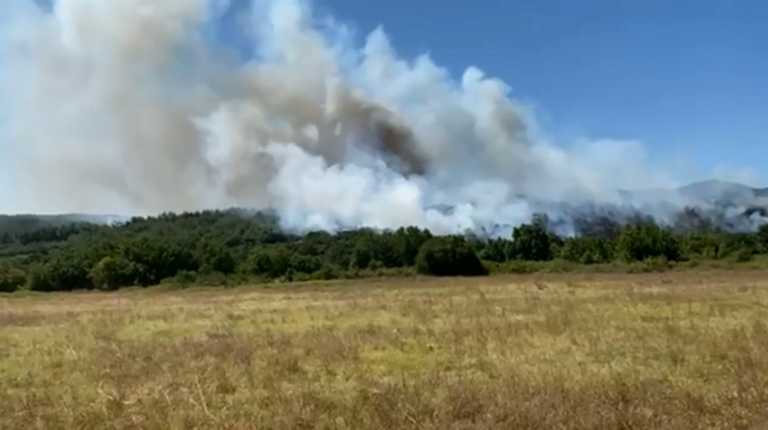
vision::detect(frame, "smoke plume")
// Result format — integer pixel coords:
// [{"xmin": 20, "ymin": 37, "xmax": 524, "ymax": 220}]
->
[{"xmin": 0, "ymin": 0, "xmax": 762, "ymax": 233}]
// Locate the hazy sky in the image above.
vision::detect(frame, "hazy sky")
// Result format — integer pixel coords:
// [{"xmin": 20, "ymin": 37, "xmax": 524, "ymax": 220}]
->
[
  {"xmin": 315, "ymin": 0, "xmax": 767, "ymax": 185},
  {"xmin": 0, "ymin": 0, "xmax": 766, "ymax": 217}
]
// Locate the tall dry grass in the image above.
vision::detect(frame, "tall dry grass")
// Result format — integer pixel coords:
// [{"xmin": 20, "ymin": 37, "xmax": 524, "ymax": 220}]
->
[{"xmin": 2, "ymin": 271, "xmax": 768, "ymax": 429}]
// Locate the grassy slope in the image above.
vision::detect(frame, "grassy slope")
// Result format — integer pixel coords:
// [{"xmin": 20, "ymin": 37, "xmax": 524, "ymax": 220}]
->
[{"xmin": 2, "ymin": 272, "xmax": 768, "ymax": 429}]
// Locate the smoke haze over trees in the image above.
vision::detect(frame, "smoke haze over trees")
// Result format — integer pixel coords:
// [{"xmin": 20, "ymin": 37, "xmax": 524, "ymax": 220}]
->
[
  {"xmin": 0, "ymin": 210, "xmax": 767, "ymax": 293},
  {"xmin": 1, "ymin": 1, "xmax": 765, "ymax": 234}
]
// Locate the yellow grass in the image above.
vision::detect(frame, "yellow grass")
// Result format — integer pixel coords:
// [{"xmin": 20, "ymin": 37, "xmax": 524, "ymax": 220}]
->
[{"xmin": 2, "ymin": 271, "xmax": 768, "ymax": 429}]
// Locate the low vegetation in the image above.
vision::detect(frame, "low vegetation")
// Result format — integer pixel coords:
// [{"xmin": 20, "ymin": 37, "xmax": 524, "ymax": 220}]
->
[
  {"xmin": 2, "ymin": 272, "xmax": 768, "ymax": 428},
  {"xmin": 0, "ymin": 210, "xmax": 767, "ymax": 293}
]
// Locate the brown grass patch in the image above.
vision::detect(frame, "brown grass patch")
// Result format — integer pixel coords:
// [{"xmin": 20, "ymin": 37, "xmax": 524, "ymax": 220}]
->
[{"xmin": 2, "ymin": 271, "xmax": 768, "ymax": 428}]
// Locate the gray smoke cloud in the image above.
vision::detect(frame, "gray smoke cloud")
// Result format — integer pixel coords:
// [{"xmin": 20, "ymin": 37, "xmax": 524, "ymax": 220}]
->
[{"xmin": 0, "ymin": 0, "xmax": 761, "ymax": 233}]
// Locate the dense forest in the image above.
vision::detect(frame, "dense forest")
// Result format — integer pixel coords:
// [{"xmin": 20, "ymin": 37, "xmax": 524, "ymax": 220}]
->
[{"xmin": 1, "ymin": 210, "xmax": 768, "ymax": 293}]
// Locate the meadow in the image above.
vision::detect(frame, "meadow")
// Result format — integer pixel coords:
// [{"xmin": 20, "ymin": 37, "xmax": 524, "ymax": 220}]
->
[{"xmin": 2, "ymin": 271, "xmax": 768, "ymax": 429}]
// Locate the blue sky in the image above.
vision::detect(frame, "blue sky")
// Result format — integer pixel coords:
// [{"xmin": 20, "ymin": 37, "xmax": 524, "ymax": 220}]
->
[
  {"xmin": 1, "ymin": 0, "xmax": 765, "ymax": 213},
  {"xmin": 316, "ymin": 0, "xmax": 767, "ymax": 185}
]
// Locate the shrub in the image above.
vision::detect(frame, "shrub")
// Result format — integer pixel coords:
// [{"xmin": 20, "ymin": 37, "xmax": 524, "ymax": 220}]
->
[
  {"xmin": 759, "ymin": 224, "xmax": 768, "ymax": 253},
  {"xmin": 350, "ymin": 242, "xmax": 373, "ymax": 269},
  {"xmin": 559, "ymin": 237, "xmax": 615, "ymax": 264},
  {"xmin": 161, "ymin": 270, "xmax": 199, "ymax": 288},
  {"xmin": 479, "ymin": 239, "xmax": 511, "ymax": 263},
  {"xmin": 509, "ymin": 222, "xmax": 553, "ymax": 261},
  {"xmin": 0, "ymin": 265, "xmax": 25, "ymax": 293},
  {"xmin": 416, "ymin": 237, "xmax": 487, "ymax": 276},
  {"xmin": 197, "ymin": 242, "xmax": 236, "ymax": 274},
  {"xmin": 627, "ymin": 256, "xmax": 672, "ymax": 273},
  {"xmin": 119, "ymin": 237, "xmax": 198, "ymax": 285},
  {"xmin": 289, "ymin": 254, "xmax": 323, "ymax": 274},
  {"xmin": 312, "ymin": 264, "xmax": 339, "ymax": 281},
  {"xmin": 617, "ymin": 223, "xmax": 682, "ymax": 262},
  {"xmin": 28, "ymin": 256, "xmax": 91, "ymax": 292},
  {"xmin": 89, "ymin": 256, "xmax": 138, "ymax": 290},
  {"xmin": 681, "ymin": 233, "xmax": 723, "ymax": 260},
  {"xmin": 241, "ymin": 247, "xmax": 291, "ymax": 278},
  {"xmin": 732, "ymin": 247, "xmax": 754, "ymax": 263}
]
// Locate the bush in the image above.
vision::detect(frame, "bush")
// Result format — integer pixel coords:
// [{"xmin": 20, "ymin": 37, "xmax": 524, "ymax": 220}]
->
[
  {"xmin": 119, "ymin": 237, "xmax": 197, "ymax": 285},
  {"xmin": 89, "ymin": 256, "xmax": 138, "ymax": 290},
  {"xmin": 312, "ymin": 264, "xmax": 339, "ymax": 281},
  {"xmin": 559, "ymin": 237, "xmax": 615, "ymax": 264},
  {"xmin": 289, "ymin": 254, "xmax": 323, "ymax": 274},
  {"xmin": 161, "ymin": 270, "xmax": 199, "ymax": 288},
  {"xmin": 241, "ymin": 247, "xmax": 291, "ymax": 278},
  {"xmin": 681, "ymin": 233, "xmax": 723, "ymax": 260},
  {"xmin": 509, "ymin": 222, "xmax": 553, "ymax": 261},
  {"xmin": 196, "ymin": 241, "xmax": 236, "ymax": 274},
  {"xmin": 479, "ymin": 239, "xmax": 511, "ymax": 262},
  {"xmin": 759, "ymin": 224, "xmax": 768, "ymax": 254},
  {"xmin": 618, "ymin": 223, "xmax": 682, "ymax": 262},
  {"xmin": 732, "ymin": 247, "xmax": 754, "ymax": 263},
  {"xmin": 416, "ymin": 237, "xmax": 487, "ymax": 276},
  {"xmin": 28, "ymin": 256, "xmax": 91, "ymax": 292},
  {"xmin": 0, "ymin": 265, "xmax": 25, "ymax": 293},
  {"xmin": 627, "ymin": 256, "xmax": 672, "ymax": 273}
]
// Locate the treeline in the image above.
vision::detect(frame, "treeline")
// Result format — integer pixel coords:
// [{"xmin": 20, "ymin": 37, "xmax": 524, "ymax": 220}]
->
[{"xmin": 1, "ymin": 210, "xmax": 768, "ymax": 293}]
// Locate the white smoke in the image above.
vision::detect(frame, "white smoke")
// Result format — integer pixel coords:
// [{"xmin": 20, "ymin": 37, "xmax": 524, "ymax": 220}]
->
[{"xmin": 0, "ymin": 0, "xmax": 754, "ymax": 232}]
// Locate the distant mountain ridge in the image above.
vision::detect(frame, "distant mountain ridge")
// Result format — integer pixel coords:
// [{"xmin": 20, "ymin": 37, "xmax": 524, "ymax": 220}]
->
[
  {"xmin": 678, "ymin": 180, "xmax": 768, "ymax": 205},
  {"xmin": 0, "ymin": 214, "xmax": 127, "ymax": 236}
]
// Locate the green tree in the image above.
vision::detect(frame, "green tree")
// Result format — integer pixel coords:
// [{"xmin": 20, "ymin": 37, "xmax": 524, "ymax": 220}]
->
[
  {"xmin": 27, "ymin": 255, "xmax": 91, "ymax": 292},
  {"xmin": 392, "ymin": 227, "xmax": 432, "ymax": 266},
  {"xmin": 559, "ymin": 237, "xmax": 615, "ymax": 264},
  {"xmin": 196, "ymin": 240, "xmax": 236, "ymax": 274},
  {"xmin": 289, "ymin": 254, "xmax": 323, "ymax": 274},
  {"xmin": 119, "ymin": 237, "xmax": 197, "ymax": 285},
  {"xmin": 350, "ymin": 241, "xmax": 374, "ymax": 269},
  {"xmin": 680, "ymin": 232, "xmax": 724, "ymax": 260},
  {"xmin": 416, "ymin": 237, "xmax": 487, "ymax": 276},
  {"xmin": 479, "ymin": 238, "xmax": 510, "ymax": 262},
  {"xmin": 242, "ymin": 247, "xmax": 291, "ymax": 278},
  {"xmin": 617, "ymin": 223, "xmax": 682, "ymax": 262},
  {"xmin": 0, "ymin": 265, "xmax": 25, "ymax": 293},
  {"xmin": 510, "ymin": 222, "xmax": 553, "ymax": 261},
  {"xmin": 758, "ymin": 224, "xmax": 768, "ymax": 254},
  {"xmin": 89, "ymin": 256, "xmax": 137, "ymax": 291}
]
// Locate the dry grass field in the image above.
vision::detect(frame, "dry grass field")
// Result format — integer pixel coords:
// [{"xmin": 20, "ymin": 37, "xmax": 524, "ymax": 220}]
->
[{"xmin": 2, "ymin": 271, "xmax": 768, "ymax": 429}]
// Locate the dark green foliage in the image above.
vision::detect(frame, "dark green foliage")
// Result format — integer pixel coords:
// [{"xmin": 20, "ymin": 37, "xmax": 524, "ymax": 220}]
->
[
  {"xmin": 416, "ymin": 237, "xmax": 487, "ymax": 276},
  {"xmin": 28, "ymin": 256, "xmax": 91, "ymax": 292},
  {"xmin": 757, "ymin": 224, "xmax": 768, "ymax": 253},
  {"xmin": 680, "ymin": 233, "xmax": 724, "ymax": 259},
  {"xmin": 479, "ymin": 238, "xmax": 511, "ymax": 262},
  {"xmin": 89, "ymin": 256, "xmax": 138, "ymax": 291},
  {"xmin": 2, "ymin": 208, "xmax": 767, "ymax": 292},
  {"xmin": 168, "ymin": 270, "xmax": 199, "ymax": 287},
  {"xmin": 392, "ymin": 227, "xmax": 433, "ymax": 266},
  {"xmin": 617, "ymin": 223, "xmax": 682, "ymax": 262},
  {"xmin": 732, "ymin": 247, "xmax": 754, "ymax": 263},
  {"xmin": 289, "ymin": 254, "xmax": 323, "ymax": 274},
  {"xmin": 242, "ymin": 247, "xmax": 291, "ymax": 278},
  {"xmin": 509, "ymin": 222, "xmax": 553, "ymax": 261},
  {"xmin": 0, "ymin": 265, "xmax": 25, "ymax": 293},
  {"xmin": 720, "ymin": 234, "xmax": 758, "ymax": 259},
  {"xmin": 119, "ymin": 237, "xmax": 197, "ymax": 285},
  {"xmin": 17, "ymin": 224, "xmax": 94, "ymax": 245},
  {"xmin": 196, "ymin": 240, "xmax": 236, "ymax": 274},
  {"xmin": 559, "ymin": 237, "xmax": 615, "ymax": 264}
]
